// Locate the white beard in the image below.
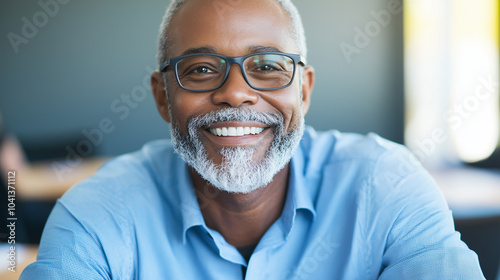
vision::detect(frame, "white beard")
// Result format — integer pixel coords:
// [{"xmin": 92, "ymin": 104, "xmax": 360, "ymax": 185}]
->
[{"xmin": 170, "ymin": 107, "xmax": 304, "ymax": 193}]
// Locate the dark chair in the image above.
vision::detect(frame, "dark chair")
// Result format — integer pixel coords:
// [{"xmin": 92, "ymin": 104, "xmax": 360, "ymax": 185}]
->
[{"xmin": 455, "ymin": 215, "xmax": 500, "ymax": 280}]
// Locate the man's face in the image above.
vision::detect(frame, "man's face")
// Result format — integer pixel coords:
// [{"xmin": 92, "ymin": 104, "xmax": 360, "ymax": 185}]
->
[{"xmin": 155, "ymin": 0, "xmax": 313, "ymax": 192}]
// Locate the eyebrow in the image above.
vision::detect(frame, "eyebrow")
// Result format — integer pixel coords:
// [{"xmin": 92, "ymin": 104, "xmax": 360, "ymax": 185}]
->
[
  {"xmin": 179, "ymin": 45, "xmax": 285, "ymax": 57},
  {"xmin": 248, "ymin": 46, "xmax": 283, "ymax": 53},
  {"xmin": 180, "ymin": 46, "xmax": 218, "ymax": 56}
]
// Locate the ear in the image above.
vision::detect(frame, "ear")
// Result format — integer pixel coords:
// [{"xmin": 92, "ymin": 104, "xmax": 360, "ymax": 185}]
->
[
  {"xmin": 151, "ymin": 71, "xmax": 171, "ymax": 123},
  {"xmin": 300, "ymin": 65, "xmax": 315, "ymax": 115}
]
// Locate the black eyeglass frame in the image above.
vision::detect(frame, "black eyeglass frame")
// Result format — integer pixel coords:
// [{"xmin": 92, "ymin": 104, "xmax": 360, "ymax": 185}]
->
[{"xmin": 159, "ymin": 52, "xmax": 305, "ymax": 92}]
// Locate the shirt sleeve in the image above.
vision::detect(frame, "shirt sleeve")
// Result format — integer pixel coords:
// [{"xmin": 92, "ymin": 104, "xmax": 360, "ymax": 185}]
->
[
  {"xmin": 20, "ymin": 178, "xmax": 133, "ymax": 280},
  {"xmin": 19, "ymin": 201, "xmax": 112, "ymax": 280},
  {"xmin": 372, "ymin": 150, "xmax": 485, "ymax": 279}
]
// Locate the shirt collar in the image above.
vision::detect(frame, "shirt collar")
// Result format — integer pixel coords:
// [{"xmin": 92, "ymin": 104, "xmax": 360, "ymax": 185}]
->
[
  {"xmin": 177, "ymin": 162, "xmax": 206, "ymax": 245},
  {"xmin": 280, "ymin": 148, "xmax": 317, "ymax": 237},
  {"xmin": 290, "ymin": 148, "xmax": 317, "ymax": 219},
  {"xmin": 177, "ymin": 147, "xmax": 317, "ymax": 245}
]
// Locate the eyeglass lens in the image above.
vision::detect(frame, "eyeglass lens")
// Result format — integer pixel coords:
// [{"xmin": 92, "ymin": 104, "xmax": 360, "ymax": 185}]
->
[{"xmin": 175, "ymin": 54, "xmax": 295, "ymax": 91}]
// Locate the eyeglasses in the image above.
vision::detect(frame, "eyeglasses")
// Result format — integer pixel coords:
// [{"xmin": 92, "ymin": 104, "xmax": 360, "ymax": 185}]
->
[{"xmin": 160, "ymin": 52, "xmax": 305, "ymax": 92}]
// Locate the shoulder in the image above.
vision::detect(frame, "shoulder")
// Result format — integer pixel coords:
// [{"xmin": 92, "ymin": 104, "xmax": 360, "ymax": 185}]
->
[
  {"xmin": 299, "ymin": 127, "xmax": 413, "ymax": 176},
  {"xmin": 69, "ymin": 139, "xmax": 176, "ymax": 190},
  {"xmin": 89, "ymin": 139, "xmax": 177, "ymax": 185},
  {"xmin": 298, "ymin": 127, "xmax": 442, "ymax": 211},
  {"xmin": 59, "ymin": 139, "xmax": 180, "ymax": 227},
  {"xmin": 23, "ymin": 140, "xmax": 184, "ymax": 279}
]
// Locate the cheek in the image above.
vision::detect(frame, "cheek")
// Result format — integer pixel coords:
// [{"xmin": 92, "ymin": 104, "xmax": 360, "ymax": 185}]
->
[
  {"xmin": 262, "ymin": 88, "xmax": 303, "ymax": 131},
  {"xmin": 169, "ymin": 92, "xmax": 211, "ymax": 129}
]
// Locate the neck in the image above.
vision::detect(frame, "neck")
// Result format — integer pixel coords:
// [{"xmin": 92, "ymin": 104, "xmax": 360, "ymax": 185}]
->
[{"xmin": 189, "ymin": 164, "xmax": 290, "ymax": 247}]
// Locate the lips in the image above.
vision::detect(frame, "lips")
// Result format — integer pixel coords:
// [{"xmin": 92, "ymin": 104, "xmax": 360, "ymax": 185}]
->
[{"xmin": 208, "ymin": 126, "xmax": 265, "ymax": 137}]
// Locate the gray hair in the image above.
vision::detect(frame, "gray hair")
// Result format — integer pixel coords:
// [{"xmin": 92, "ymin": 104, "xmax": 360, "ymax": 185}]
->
[{"xmin": 156, "ymin": 0, "xmax": 308, "ymax": 70}]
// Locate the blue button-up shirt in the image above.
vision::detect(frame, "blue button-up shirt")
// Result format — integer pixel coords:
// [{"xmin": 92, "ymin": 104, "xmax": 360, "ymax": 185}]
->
[{"xmin": 21, "ymin": 128, "xmax": 485, "ymax": 279}]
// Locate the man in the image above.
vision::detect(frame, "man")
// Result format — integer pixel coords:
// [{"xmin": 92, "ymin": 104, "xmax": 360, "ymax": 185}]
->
[{"xmin": 21, "ymin": 0, "xmax": 484, "ymax": 279}]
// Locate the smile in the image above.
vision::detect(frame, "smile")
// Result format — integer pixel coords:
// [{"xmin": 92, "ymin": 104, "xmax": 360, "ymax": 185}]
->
[{"xmin": 208, "ymin": 127, "xmax": 265, "ymax": 137}]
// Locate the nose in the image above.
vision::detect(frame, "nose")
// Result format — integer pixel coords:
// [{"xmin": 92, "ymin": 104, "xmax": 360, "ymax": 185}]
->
[{"xmin": 210, "ymin": 64, "xmax": 259, "ymax": 107}]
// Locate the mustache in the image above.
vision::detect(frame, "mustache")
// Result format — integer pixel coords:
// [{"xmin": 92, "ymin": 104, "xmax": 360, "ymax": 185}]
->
[{"xmin": 187, "ymin": 107, "xmax": 284, "ymax": 129}]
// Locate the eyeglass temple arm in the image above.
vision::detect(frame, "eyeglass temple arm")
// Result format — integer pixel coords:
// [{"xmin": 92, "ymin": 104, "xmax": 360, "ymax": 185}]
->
[
  {"xmin": 298, "ymin": 55, "xmax": 306, "ymax": 66},
  {"xmin": 160, "ymin": 60, "xmax": 171, "ymax": 72}
]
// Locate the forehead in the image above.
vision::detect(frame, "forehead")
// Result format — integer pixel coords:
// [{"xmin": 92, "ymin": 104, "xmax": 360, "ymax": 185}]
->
[{"xmin": 166, "ymin": 0, "xmax": 298, "ymax": 57}]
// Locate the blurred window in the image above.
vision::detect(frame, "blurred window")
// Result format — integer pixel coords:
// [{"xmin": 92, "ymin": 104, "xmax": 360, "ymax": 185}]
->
[{"xmin": 404, "ymin": 0, "xmax": 499, "ymax": 166}]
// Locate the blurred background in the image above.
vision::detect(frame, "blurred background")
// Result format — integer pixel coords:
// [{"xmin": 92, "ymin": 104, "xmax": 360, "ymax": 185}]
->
[
  {"xmin": 0, "ymin": 0, "xmax": 406, "ymax": 157},
  {"xmin": 0, "ymin": 0, "xmax": 499, "ymax": 278}
]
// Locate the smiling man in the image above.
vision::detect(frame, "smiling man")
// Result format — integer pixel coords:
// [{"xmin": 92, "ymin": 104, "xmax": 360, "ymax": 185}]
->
[{"xmin": 21, "ymin": 0, "xmax": 485, "ymax": 279}]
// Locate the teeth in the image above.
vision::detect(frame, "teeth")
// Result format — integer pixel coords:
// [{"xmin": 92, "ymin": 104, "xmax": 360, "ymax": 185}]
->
[
  {"xmin": 209, "ymin": 127, "xmax": 265, "ymax": 137},
  {"xmin": 236, "ymin": 127, "xmax": 244, "ymax": 136}
]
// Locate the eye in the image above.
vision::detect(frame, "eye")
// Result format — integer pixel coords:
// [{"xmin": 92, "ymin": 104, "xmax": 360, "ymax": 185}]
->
[
  {"xmin": 180, "ymin": 64, "xmax": 220, "ymax": 78},
  {"xmin": 190, "ymin": 66, "xmax": 214, "ymax": 74},
  {"xmin": 253, "ymin": 58, "xmax": 286, "ymax": 72},
  {"xmin": 257, "ymin": 64, "xmax": 278, "ymax": 71}
]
